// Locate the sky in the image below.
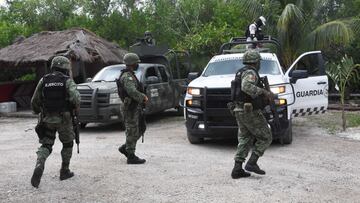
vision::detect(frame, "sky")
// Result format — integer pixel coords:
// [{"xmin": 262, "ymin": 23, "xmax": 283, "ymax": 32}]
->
[{"xmin": 0, "ymin": 0, "xmax": 5, "ymax": 7}]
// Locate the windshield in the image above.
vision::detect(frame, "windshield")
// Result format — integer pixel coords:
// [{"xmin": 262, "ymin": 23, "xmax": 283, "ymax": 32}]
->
[
  {"xmin": 92, "ymin": 65, "xmax": 142, "ymax": 82},
  {"xmin": 203, "ymin": 59, "xmax": 281, "ymax": 76}
]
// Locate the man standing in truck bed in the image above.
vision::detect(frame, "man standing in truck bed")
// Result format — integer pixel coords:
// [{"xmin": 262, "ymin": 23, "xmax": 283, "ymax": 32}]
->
[
  {"xmin": 230, "ymin": 50, "xmax": 274, "ymax": 179},
  {"xmin": 117, "ymin": 53, "xmax": 149, "ymax": 164}
]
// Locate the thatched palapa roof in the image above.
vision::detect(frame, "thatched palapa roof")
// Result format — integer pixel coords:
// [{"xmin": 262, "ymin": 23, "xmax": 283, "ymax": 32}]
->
[{"xmin": 0, "ymin": 28, "xmax": 127, "ymax": 67}]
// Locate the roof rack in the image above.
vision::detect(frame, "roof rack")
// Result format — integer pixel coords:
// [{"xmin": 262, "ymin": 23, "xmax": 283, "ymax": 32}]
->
[{"xmin": 218, "ymin": 36, "xmax": 281, "ymax": 54}]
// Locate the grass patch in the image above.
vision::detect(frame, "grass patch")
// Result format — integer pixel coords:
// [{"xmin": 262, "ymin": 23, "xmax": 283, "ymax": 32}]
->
[
  {"xmin": 347, "ymin": 113, "xmax": 360, "ymax": 127},
  {"xmin": 307, "ymin": 111, "xmax": 360, "ymax": 134}
]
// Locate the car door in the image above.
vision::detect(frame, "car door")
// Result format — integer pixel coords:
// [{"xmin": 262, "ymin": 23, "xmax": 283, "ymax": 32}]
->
[
  {"xmin": 157, "ymin": 65, "xmax": 173, "ymax": 109},
  {"xmin": 144, "ymin": 66, "xmax": 162, "ymax": 114},
  {"xmin": 285, "ymin": 51, "xmax": 328, "ymax": 118}
]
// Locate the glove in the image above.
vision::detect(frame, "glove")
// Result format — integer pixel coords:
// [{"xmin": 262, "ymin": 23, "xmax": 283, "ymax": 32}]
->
[{"xmin": 264, "ymin": 90, "xmax": 275, "ymax": 101}]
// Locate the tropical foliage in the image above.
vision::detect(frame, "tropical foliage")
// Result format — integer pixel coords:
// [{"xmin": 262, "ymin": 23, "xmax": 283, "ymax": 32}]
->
[
  {"xmin": 327, "ymin": 55, "xmax": 360, "ymax": 130},
  {"xmin": 0, "ymin": 0, "xmax": 359, "ymax": 69}
]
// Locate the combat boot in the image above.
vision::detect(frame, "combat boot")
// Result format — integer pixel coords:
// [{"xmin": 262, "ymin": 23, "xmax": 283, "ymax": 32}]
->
[
  {"xmin": 31, "ymin": 159, "xmax": 45, "ymax": 188},
  {"xmin": 60, "ymin": 162, "xmax": 74, "ymax": 180},
  {"xmin": 127, "ymin": 154, "xmax": 146, "ymax": 164},
  {"xmin": 231, "ymin": 161, "xmax": 251, "ymax": 179},
  {"xmin": 245, "ymin": 153, "xmax": 266, "ymax": 175},
  {"xmin": 118, "ymin": 144, "xmax": 128, "ymax": 158}
]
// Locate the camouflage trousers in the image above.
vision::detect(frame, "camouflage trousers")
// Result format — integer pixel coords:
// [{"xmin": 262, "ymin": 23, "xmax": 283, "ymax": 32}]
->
[
  {"xmin": 36, "ymin": 120, "xmax": 74, "ymax": 168},
  {"xmin": 123, "ymin": 106, "xmax": 142, "ymax": 155},
  {"xmin": 234, "ymin": 109, "xmax": 272, "ymax": 162}
]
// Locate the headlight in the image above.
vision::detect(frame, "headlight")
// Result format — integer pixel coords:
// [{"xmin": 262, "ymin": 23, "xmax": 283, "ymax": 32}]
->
[
  {"xmin": 275, "ymin": 99, "xmax": 287, "ymax": 106},
  {"xmin": 109, "ymin": 93, "xmax": 121, "ymax": 104},
  {"xmin": 186, "ymin": 99, "xmax": 201, "ymax": 107},
  {"xmin": 187, "ymin": 87, "xmax": 201, "ymax": 95},
  {"xmin": 270, "ymin": 86, "xmax": 286, "ymax": 94}
]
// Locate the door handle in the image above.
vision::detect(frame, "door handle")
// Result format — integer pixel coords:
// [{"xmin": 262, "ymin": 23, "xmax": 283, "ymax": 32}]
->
[{"xmin": 317, "ymin": 82, "xmax": 326, "ymax": 85}]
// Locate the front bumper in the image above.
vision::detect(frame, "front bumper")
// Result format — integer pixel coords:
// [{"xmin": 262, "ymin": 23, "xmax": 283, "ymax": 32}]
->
[
  {"xmin": 185, "ymin": 106, "xmax": 289, "ymax": 139},
  {"xmin": 79, "ymin": 104, "xmax": 123, "ymax": 123}
]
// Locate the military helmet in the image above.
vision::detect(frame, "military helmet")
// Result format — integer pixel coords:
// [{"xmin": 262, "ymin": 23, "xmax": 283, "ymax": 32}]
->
[
  {"xmin": 259, "ymin": 16, "xmax": 266, "ymax": 26},
  {"xmin": 51, "ymin": 56, "xmax": 71, "ymax": 70},
  {"xmin": 243, "ymin": 50, "xmax": 261, "ymax": 64},
  {"xmin": 123, "ymin": 53, "xmax": 140, "ymax": 65},
  {"xmin": 144, "ymin": 31, "xmax": 152, "ymax": 36}
]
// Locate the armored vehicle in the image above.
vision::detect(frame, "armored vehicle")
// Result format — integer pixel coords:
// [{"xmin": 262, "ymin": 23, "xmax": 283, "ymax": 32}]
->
[
  {"xmin": 183, "ymin": 36, "xmax": 328, "ymax": 144},
  {"xmin": 77, "ymin": 41, "xmax": 191, "ymax": 128}
]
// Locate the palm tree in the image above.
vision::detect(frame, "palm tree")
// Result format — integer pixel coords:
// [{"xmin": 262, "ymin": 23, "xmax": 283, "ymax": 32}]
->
[
  {"xmin": 327, "ymin": 55, "xmax": 360, "ymax": 130},
  {"xmin": 239, "ymin": 0, "xmax": 357, "ymax": 68}
]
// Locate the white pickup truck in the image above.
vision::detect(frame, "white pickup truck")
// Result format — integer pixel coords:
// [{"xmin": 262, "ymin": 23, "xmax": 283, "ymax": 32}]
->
[{"xmin": 184, "ymin": 37, "xmax": 328, "ymax": 144}]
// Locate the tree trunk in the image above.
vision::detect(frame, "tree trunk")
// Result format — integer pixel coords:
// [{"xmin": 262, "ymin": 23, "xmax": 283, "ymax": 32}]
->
[
  {"xmin": 342, "ymin": 105, "xmax": 346, "ymax": 131},
  {"xmin": 341, "ymin": 91, "xmax": 346, "ymax": 131}
]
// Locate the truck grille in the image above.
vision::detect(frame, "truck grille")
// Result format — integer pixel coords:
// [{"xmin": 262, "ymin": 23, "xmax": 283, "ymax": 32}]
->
[
  {"xmin": 206, "ymin": 88, "xmax": 231, "ymax": 108},
  {"xmin": 78, "ymin": 89, "xmax": 109, "ymax": 108}
]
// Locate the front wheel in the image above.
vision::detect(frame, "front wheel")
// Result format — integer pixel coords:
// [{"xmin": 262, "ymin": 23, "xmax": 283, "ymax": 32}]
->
[
  {"xmin": 80, "ymin": 123, "xmax": 87, "ymax": 129},
  {"xmin": 176, "ymin": 106, "xmax": 184, "ymax": 116},
  {"xmin": 187, "ymin": 131, "xmax": 204, "ymax": 144},
  {"xmin": 280, "ymin": 119, "xmax": 292, "ymax": 144}
]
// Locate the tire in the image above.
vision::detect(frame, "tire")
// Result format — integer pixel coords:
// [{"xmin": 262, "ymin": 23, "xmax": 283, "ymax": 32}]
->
[
  {"xmin": 119, "ymin": 122, "xmax": 126, "ymax": 130},
  {"xmin": 187, "ymin": 131, "xmax": 204, "ymax": 144},
  {"xmin": 176, "ymin": 106, "xmax": 184, "ymax": 116},
  {"xmin": 281, "ymin": 119, "xmax": 293, "ymax": 144},
  {"xmin": 80, "ymin": 123, "xmax": 87, "ymax": 129}
]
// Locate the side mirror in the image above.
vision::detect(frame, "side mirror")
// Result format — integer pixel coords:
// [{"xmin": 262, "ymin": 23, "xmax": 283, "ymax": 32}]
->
[
  {"xmin": 146, "ymin": 76, "xmax": 160, "ymax": 84},
  {"xmin": 86, "ymin": 78, "xmax": 92, "ymax": 82},
  {"xmin": 289, "ymin": 70, "xmax": 308, "ymax": 83},
  {"xmin": 187, "ymin": 72, "xmax": 200, "ymax": 81}
]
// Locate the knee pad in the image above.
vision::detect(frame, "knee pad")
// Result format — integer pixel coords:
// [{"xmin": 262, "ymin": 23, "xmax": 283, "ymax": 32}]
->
[
  {"xmin": 63, "ymin": 141, "xmax": 74, "ymax": 148},
  {"xmin": 41, "ymin": 144, "xmax": 53, "ymax": 154}
]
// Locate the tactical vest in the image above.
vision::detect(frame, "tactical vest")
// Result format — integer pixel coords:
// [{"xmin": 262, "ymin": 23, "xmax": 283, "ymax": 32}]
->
[
  {"xmin": 42, "ymin": 72, "xmax": 69, "ymax": 113},
  {"xmin": 116, "ymin": 69, "xmax": 143, "ymax": 102},
  {"xmin": 231, "ymin": 66, "xmax": 265, "ymax": 109},
  {"xmin": 245, "ymin": 24, "xmax": 264, "ymax": 40}
]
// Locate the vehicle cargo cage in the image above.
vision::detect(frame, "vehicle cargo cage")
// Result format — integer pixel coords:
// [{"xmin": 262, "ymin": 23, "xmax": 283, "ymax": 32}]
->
[{"xmin": 218, "ymin": 36, "xmax": 281, "ymax": 55}]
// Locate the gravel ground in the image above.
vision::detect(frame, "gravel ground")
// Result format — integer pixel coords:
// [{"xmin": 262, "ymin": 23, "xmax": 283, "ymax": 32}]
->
[{"xmin": 0, "ymin": 112, "xmax": 360, "ymax": 203}]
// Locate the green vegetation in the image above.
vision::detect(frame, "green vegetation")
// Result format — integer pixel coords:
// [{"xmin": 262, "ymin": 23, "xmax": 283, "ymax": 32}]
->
[
  {"xmin": 308, "ymin": 111, "xmax": 360, "ymax": 134},
  {"xmin": 327, "ymin": 55, "xmax": 360, "ymax": 130},
  {"xmin": 0, "ymin": 0, "xmax": 360, "ymax": 68}
]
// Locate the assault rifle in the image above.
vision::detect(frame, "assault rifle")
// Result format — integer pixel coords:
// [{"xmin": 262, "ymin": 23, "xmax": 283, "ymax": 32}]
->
[
  {"xmin": 261, "ymin": 76, "xmax": 281, "ymax": 132},
  {"xmin": 139, "ymin": 104, "xmax": 146, "ymax": 143},
  {"xmin": 71, "ymin": 110, "xmax": 80, "ymax": 154}
]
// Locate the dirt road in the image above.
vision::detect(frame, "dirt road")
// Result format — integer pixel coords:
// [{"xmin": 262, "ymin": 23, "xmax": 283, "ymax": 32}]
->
[{"xmin": 0, "ymin": 112, "xmax": 360, "ymax": 203}]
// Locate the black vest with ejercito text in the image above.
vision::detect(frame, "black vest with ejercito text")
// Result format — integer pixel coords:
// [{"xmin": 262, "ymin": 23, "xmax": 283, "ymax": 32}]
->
[{"xmin": 42, "ymin": 72, "xmax": 69, "ymax": 112}]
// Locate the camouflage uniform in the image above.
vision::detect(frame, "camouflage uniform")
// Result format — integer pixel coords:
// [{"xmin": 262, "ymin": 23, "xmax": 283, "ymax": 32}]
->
[
  {"xmin": 118, "ymin": 53, "xmax": 147, "ymax": 164},
  {"xmin": 231, "ymin": 50, "xmax": 273, "ymax": 179},
  {"xmin": 121, "ymin": 71, "xmax": 146, "ymax": 155},
  {"xmin": 31, "ymin": 56, "xmax": 80, "ymax": 188},
  {"xmin": 234, "ymin": 67, "xmax": 272, "ymax": 162}
]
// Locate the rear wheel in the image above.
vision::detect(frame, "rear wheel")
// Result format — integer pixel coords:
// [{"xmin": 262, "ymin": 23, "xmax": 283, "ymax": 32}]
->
[
  {"xmin": 281, "ymin": 119, "xmax": 292, "ymax": 144},
  {"xmin": 187, "ymin": 131, "xmax": 204, "ymax": 144}
]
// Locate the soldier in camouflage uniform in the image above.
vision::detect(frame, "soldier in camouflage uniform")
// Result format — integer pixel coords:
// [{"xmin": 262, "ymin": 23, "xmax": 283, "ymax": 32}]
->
[
  {"xmin": 230, "ymin": 50, "xmax": 274, "ymax": 179},
  {"xmin": 118, "ymin": 53, "xmax": 148, "ymax": 164},
  {"xmin": 30, "ymin": 56, "xmax": 80, "ymax": 188}
]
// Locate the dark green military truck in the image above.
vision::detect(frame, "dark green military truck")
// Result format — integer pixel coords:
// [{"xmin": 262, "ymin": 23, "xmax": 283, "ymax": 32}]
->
[{"xmin": 77, "ymin": 44, "xmax": 190, "ymax": 128}]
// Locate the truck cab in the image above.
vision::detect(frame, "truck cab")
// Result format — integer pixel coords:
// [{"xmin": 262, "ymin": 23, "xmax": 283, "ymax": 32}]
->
[
  {"xmin": 184, "ymin": 37, "xmax": 328, "ymax": 144},
  {"xmin": 77, "ymin": 43, "xmax": 191, "ymax": 128}
]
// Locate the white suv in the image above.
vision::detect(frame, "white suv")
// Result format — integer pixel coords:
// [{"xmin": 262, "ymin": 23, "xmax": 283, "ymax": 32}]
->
[{"xmin": 184, "ymin": 38, "xmax": 328, "ymax": 144}]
